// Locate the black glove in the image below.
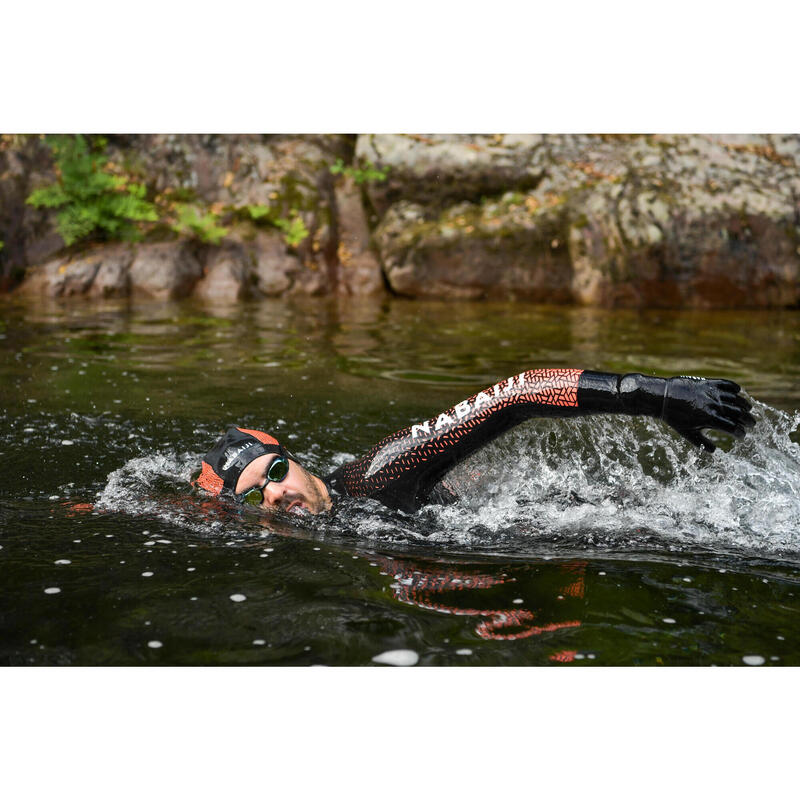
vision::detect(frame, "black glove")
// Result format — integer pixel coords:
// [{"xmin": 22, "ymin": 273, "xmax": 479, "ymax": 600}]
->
[{"xmin": 619, "ymin": 374, "xmax": 756, "ymax": 452}]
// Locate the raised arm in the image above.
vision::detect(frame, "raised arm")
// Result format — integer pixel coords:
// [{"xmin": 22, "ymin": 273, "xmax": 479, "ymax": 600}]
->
[{"xmin": 325, "ymin": 369, "xmax": 754, "ymax": 512}]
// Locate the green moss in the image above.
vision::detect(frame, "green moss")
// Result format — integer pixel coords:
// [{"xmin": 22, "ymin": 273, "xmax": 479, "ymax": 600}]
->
[{"xmin": 330, "ymin": 158, "xmax": 389, "ymax": 184}]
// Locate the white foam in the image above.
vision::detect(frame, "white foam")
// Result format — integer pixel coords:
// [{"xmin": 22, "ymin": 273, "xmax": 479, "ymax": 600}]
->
[
  {"xmin": 743, "ymin": 655, "xmax": 765, "ymax": 666},
  {"xmin": 61, "ymin": 440, "xmax": 74, "ymax": 446},
  {"xmin": 44, "ymin": 587, "xmax": 61, "ymax": 594},
  {"xmin": 663, "ymin": 618, "xmax": 677, "ymax": 624},
  {"xmin": 456, "ymin": 648, "xmax": 473, "ymax": 656},
  {"xmin": 141, "ymin": 571, "xmax": 154, "ymax": 577},
  {"xmin": 230, "ymin": 594, "xmax": 247, "ymax": 602},
  {"xmin": 372, "ymin": 649, "xmax": 419, "ymax": 666},
  {"xmin": 147, "ymin": 641, "xmax": 163, "ymax": 649},
  {"xmin": 54, "ymin": 559, "xmax": 71, "ymax": 565},
  {"xmin": 253, "ymin": 639, "xmax": 266, "ymax": 646}
]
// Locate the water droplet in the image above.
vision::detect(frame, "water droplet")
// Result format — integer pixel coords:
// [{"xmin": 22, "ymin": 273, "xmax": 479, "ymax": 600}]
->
[
  {"xmin": 372, "ymin": 650, "xmax": 419, "ymax": 667},
  {"xmin": 663, "ymin": 618, "xmax": 676, "ymax": 624},
  {"xmin": 141, "ymin": 571, "xmax": 154, "ymax": 577},
  {"xmin": 44, "ymin": 587, "xmax": 61, "ymax": 595},
  {"xmin": 147, "ymin": 641, "xmax": 163, "ymax": 649},
  {"xmin": 512, "ymin": 598, "xmax": 523, "ymax": 604},
  {"xmin": 54, "ymin": 559, "xmax": 71, "ymax": 565},
  {"xmin": 253, "ymin": 639, "xmax": 266, "ymax": 646},
  {"xmin": 742, "ymin": 655, "xmax": 765, "ymax": 666},
  {"xmin": 456, "ymin": 649, "xmax": 473, "ymax": 656},
  {"xmin": 230, "ymin": 594, "xmax": 246, "ymax": 602},
  {"xmin": 61, "ymin": 440, "xmax": 74, "ymax": 446}
]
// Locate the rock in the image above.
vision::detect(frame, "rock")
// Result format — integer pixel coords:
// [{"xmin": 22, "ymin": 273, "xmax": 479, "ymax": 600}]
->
[
  {"xmin": 242, "ymin": 231, "xmax": 298, "ymax": 296},
  {"xmin": 129, "ymin": 241, "xmax": 203, "ymax": 300},
  {"xmin": 193, "ymin": 244, "xmax": 250, "ymax": 302},
  {"xmin": 375, "ymin": 196, "xmax": 573, "ymax": 301},
  {"xmin": 370, "ymin": 133, "xmax": 800, "ymax": 307},
  {"xmin": 333, "ymin": 175, "xmax": 385, "ymax": 295},
  {"xmin": 0, "ymin": 135, "xmax": 63, "ymax": 287},
  {"xmin": 356, "ymin": 133, "xmax": 546, "ymax": 215},
  {"xmin": 87, "ymin": 245, "xmax": 134, "ymax": 297},
  {"xmin": 17, "ymin": 253, "xmax": 100, "ymax": 297}
]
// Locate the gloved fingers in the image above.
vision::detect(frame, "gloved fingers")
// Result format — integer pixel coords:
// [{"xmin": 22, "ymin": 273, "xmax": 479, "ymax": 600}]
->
[
  {"xmin": 678, "ymin": 427, "xmax": 716, "ymax": 452},
  {"xmin": 711, "ymin": 378, "xmax": 742, "ymax": 394},
  {"xmin": 721, "ymin": 393, "xmax": 753, "ymax": 413},
  {"xmin": 707, "ymin": 412, "xmax": 744, "ymax": 436},
  {"xmin": 718, "ymin": 402, "xmax": 756, "ymax": 428}
]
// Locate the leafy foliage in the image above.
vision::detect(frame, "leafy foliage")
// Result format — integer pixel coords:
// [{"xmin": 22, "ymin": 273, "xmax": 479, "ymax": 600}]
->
[
  {"xmin": 245, "ymin": 204, "xmax": 309, "ymax": 247},
  {"xmin": 26, "ymin": 135, "xmax": 157, "ymax": 245},
  {"xmin": 273, "ymin": 215, "xmax": 309, "ymax": 247},
  {"xmin": 171, "ymin": 204, "xmax": 228, "ymax": 245},
  {"xmin": 330, "ymin": 158, "xmax": 389, "ymax": 184},
  {"xmin": 246, "ymin": 204, "xmax": 271, "ymax": 220}
]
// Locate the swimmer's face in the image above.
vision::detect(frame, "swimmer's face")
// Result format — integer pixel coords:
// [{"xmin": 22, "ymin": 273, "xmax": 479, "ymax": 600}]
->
[{"xmin": 235, "ymin": 454, "xmax": 331, "ymax": 515}]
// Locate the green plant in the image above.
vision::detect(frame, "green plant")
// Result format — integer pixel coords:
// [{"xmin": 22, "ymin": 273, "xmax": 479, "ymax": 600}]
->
[
  {"xmin": 171, "ymin": 204, "xmax": 228, "ymax": 245},
  {"xmin": 273, "ymin": 215, "xmax": 309, "ymax": 247},
  {"xmin": 244, "ymin": 204, "xmax": 309, "ymax": 247},
  {"xmin": 26, "ymin": 135, "xmax": 157, "ymax": 245},
  {"xmin": 246, "ymin": 204, "xmax": 271, "ymax": 220},
  {"xmin": 330, "ymin": 158, "xmax": 389, "ymax": 184}
]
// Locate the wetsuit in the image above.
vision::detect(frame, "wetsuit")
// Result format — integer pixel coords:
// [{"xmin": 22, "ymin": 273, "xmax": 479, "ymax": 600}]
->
[{"xmin": 323, "ymin": 369, "xmax": 754, "ymax": 513}]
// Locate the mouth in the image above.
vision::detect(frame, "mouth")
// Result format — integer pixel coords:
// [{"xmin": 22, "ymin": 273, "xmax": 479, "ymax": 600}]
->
[{"xmin": 284, "ymin": 499, "xmax": 306, "ymax": 515}]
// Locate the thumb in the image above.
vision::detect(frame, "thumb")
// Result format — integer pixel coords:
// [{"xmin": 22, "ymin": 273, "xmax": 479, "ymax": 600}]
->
[{"xmin": 676, "ymin": 427, "xmax": 716, "ymax": 453}]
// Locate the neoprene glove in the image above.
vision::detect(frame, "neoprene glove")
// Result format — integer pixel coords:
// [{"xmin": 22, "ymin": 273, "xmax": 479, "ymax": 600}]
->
[{"xmin": 618, "ymin": 374, "xmax": 756, "ymax": 452}]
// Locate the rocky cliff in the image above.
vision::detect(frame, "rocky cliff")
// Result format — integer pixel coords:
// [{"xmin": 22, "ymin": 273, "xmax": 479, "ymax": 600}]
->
[{"xmin": 3, "ymin": 133, "xmax": 799, "ymax": 307}]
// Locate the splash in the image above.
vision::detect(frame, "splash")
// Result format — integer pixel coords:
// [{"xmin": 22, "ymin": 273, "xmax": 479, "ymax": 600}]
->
[{"xmin": 421, "ymin": 401, "xmax": 800, "ymax": 557}]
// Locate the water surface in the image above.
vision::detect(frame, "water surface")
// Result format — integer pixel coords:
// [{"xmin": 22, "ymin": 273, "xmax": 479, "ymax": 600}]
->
[{"xmin": 1, "ymin": 297, "xmax": 799, "ymax": 665}]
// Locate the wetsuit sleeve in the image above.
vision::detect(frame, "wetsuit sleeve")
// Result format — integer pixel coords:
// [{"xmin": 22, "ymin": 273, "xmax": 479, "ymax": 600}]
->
[{"xmin": 325, "ymin": 369, "xmax": 754, "ymax": 512}]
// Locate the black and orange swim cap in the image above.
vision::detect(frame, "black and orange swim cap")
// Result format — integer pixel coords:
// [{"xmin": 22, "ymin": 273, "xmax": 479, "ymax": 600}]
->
[{"xmin": 197, "ymin": 427, "xmax": 285, "ymax": 496}]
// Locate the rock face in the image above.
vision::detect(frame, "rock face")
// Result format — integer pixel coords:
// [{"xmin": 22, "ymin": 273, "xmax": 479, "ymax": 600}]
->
[
  {"xmin": 6, "ymin": 133, "xmax": 800, "ymax": 307},
  {"xmin": 367, "ymin": 134, "xmax": 800, "ymax": 307}
]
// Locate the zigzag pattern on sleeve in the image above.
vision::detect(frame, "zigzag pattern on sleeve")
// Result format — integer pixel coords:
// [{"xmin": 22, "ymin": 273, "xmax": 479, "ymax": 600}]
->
[{"xmin": 338, "ymin": 368, "xmax": 582, "ymax": 498}]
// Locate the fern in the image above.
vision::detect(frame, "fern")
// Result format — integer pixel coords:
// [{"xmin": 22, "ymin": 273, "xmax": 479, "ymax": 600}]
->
[
  {"xmin": 171, "ymin": 204, "xmax": 228, "ymax": 245},
  {"xmin": 26, "ymin": 135, "xmax": 157, "ymax": 245},
  {"xmin": 273, "ymin": 215, "xmax": 309, "ymax": 247},
  {"xmin": 245, "ymin": 204, "xmax": 308, "ymax": 247}
]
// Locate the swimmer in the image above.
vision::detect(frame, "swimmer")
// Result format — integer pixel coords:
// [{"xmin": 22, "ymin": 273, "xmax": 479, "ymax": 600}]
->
[{"xmin": 196, "ymin": 369, "xmax": 755, "ymax": 515}]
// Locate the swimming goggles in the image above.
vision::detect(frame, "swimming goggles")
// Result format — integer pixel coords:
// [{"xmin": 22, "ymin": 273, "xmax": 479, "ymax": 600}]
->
[{"xmin": 239, "ymin": 455, "xmax": 290, "ymax": 506}]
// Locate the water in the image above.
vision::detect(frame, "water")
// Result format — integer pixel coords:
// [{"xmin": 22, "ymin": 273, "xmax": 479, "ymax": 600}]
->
[{"xmin": 2, "ymin": 297, "xmax": 800, "ymax": 665}]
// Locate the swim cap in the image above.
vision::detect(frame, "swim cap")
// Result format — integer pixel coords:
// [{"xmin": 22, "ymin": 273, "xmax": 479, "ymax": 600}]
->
[{"xmin": 197, "ymin": 427, "xmax": 285, "ymax": 496}]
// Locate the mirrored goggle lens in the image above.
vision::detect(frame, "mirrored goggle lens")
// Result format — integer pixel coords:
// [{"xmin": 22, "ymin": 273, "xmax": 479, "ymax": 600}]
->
[
  {"xmin": 243, "ymin": 489, "xmax": 263, "ymax": 506},
  {"xmin": 267, "ymin": 457, "xmax": 289, "ymax": 482}
]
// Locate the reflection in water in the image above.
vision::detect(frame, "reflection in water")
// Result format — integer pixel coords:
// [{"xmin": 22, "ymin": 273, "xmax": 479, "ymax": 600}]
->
[{"xmin": 370, "ymin": 554, "xmax": 584, "ymax": 645}]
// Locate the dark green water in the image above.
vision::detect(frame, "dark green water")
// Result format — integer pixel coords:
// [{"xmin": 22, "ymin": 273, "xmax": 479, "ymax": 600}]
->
[{"xmin": 2, "ymin": 296, "xmax": 800, "ymax": 665}]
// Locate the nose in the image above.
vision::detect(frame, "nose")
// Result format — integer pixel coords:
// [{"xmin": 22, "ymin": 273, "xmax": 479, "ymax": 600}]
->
[{"xmin": 260, "ymin": 481, "xmax": 287, "ymax": 508}]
